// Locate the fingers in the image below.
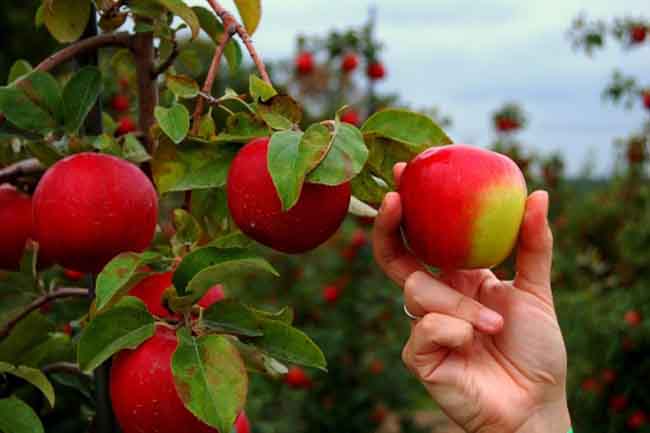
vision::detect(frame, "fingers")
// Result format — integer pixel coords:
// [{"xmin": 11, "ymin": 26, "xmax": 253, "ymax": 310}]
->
[
  {"xmin": 514, "ymin": 190, "xmax": 554, "ymax": 304},
  {"xmin": 402, "ymin": 313, "xmax": 474, "ymax": 380},
  {"xmin": 393, "ymin": 162, "xmax": 407, "ymax": 189},
  {"xmin": 405, "ymin": 271, "xmax": 504, "ymax": 334},
  {"xmin": 373, "ymin": 192, "xmax": 425, "ymax": 287}
]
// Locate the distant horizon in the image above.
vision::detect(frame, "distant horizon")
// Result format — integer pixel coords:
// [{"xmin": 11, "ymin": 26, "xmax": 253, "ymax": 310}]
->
[{"xmin": 190, "ymin": 0, "xmax": 648, "ymax": 176}]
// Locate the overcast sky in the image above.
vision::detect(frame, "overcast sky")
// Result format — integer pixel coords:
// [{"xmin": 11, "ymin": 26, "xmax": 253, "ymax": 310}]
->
[{"xmin": 192, "ymin": 0, "xmax": 648, "ymax": 176}]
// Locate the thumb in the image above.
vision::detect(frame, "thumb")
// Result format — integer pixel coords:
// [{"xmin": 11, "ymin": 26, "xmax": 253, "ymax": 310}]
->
[{"xmin": 514, "ymin": 190, "xmax": 554, "ymax": 304}]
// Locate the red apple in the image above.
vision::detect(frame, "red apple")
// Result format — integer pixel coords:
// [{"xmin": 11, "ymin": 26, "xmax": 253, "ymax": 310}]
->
[
  {"xmin": 285, "ymin": 366, "xmax": 311, "ymax": 389},
  {"xmin": 0, "ymin": 184, "xmax": 33, "ymax": 270},
  {"xmin": 630, "ymin": 25, "xmax": 647, "ymax": 44},
  {"xmin": 366, "ymin": 61, "xmax": 386, "ymax": 80},
  {"xmin": 116, "ymin": 116, "xmax": 137, "ymax": 136},
  {"xmin": 295, "ymin": 52, "xmax": 314, "ymax": 75},
  {"xmin": 624, "ymin": 310, "xmax": 642, "ymax": 327},
  {"xmin": 400, "ymin": 145, "xmax": 527, "ymax": 269},
  {"xmin": 62, "ymin": 323, "xmax": 73, "ymax": 336},
  {"xmin": 33, "ymin": 153, "xmax": 158, "ymax": 273},
  {"xmin": 642, "ymin": 90, "xmax": 650, "ymax": 110},
  {"xmin": 111, "ymin": 326, "xmax": 246, "ymax": 433},
  {"xmin": 609, "ymin": 394, "xmax": 627, "ymax": 412},
  {"xmin": 322, "ymin": 284, "xmax": 341, "ymax": 304},
  {"xmin": 340, "ymin": 109, "xmax": 361, "ymax": 126},
  {"xmin": 227, "ymin": 137, "xmax": 350, "ymax": 254},
  {"xmin": 234, "ymin": 411, "xmax": 250, "ymax": 433},
  {"xmin": 627, "ymin": 410, "xmax": 647, "ymax": 430},
  {"xmin": 341, "ymin": 53, "xmax": 359, "ymax": 73},
  {"xmin": 129, "ymin": 272, "xmax": 225, "ymax": 317},
  {"xmin": 111, "ymin": 94, "xmax": 130, "ymax": 113}
]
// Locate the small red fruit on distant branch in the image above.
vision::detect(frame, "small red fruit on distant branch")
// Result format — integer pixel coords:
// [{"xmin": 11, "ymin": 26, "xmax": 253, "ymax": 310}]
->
[
  {"xmin": 608, "ymin": 394, "xmax": 628, "ymax": 412},
  {"xmin": 111, "ymin": 326, "xmax": 246, "ymax": 433},
  {"xmin": 340, "ymin": 109, "xmax": 361, "ymax": 126},
  {"xmin": 295, "ymin": 52, "xmax": 314, "ymax": 75},
  {"xmin": 630, "ymin": 25, "xmax": 647, "ymax": 44},
  {"xmin": 495, "ymin": 116, "xmax": 519, "ymax": 133},
  {"xmin": 322, "ymin": 285, "xmax": 342, "ymax": 304},
  {"xmin": 64, "ymin": 269, "xmax": 84, "ymax": 281},
  {"xmin": 624, "ymin": 310, "xmax": 642, "ymax": 327},
  {"xmin": 580, "ymin": 377, "xmax": 600, "ymax": 394},
  {"xmin": 341, "ymin": 53, "xmax": 359, "ymax": 72},
  {"xmin": 601, "ymin": 369, "xmax": 616, "ymax": 384},
  {"xmin": 111, "ymin": 94, "xmax": 130, "ymax": 112},
  {"xmin": 227, "ymin": 137, "xmax": 350, "ymax": 254},
  {"xmin": 116, "ymin": 116, "xmax": 136, "ymax": 136},
  {"xmin": 642, "ymin": 90, "xmax": 650, "ymax": 110},
  {"xmin": 0, "ymin": 184, "xmax": 33, "ymax": 270},
  {"xmin": 285, "ymin": 366, "xmax": 311, "ymax": 389},
  {"xmin": 400, "ymin": 145, "xmax": 527, "ymax": 269},
  {"xmin": 627, "ymin": 410, "xmax": 647, "ymax": 430},
  {"xmin": 369, "ymin": 359, "xmax": 384, "ymax": 375},
  {"xmin": 33, "ymin": 153, "xmax": 158, "ymax": 273},
  {"xmin": 366, "ymin": 61, "xmax": 386, "ymax": 80}
]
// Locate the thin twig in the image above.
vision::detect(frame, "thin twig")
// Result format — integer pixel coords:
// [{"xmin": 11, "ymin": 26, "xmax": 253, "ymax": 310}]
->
[
  {"xmin": 0, "ymin": 288, "xmax": 89, "ymax": 340},
  {"xmin": 152, "ymin": 38, "xmax": 179, "ymax": 78},
  {"xmin": 191, "ymin": 30, "xmax": 233, "ymax": 134},
  {"xmin": 0, "ymin": 158, "xmax": 44, "ymax": 184},
  {"xmin": 205, "ymin": 0, "xmax": 271, "ymax": 84},
  {"xmin": 42, "ymin": 362, "xmax": 89, "ymax": 377}
]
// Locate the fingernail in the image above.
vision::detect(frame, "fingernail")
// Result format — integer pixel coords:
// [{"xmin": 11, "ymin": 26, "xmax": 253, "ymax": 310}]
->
[{"xmin": 479, "ymin": 309, "xmax": 503, "ymax": 331}]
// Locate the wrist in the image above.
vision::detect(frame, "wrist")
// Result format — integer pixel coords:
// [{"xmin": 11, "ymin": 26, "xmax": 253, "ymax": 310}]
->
[{"xmin": 515, "ymin": 399, "xmax": 571, "ymax": 433}]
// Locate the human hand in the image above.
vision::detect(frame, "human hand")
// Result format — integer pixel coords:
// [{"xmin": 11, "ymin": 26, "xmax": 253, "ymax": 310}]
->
[{"xmin": 372, "ymin": 163, "xmax": 571, "ymax": 433}]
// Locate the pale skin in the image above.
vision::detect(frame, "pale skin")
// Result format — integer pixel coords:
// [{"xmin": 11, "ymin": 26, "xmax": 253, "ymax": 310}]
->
[{"xmin": 372, "ymin": 163, "xmax": 572, "ymax": 433}]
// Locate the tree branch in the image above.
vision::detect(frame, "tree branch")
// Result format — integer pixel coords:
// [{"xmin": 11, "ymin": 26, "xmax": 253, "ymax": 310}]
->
[
  {"xmin": 0, "ymin": 158, "xmax": 44, "ymax": 184},
  {"xmin": 35, "ymin": 32, "xmax": 132, "ymax": 74},
  {"xmin": 132, "ymin": 30, "xmax": 158, "ymax": 153},
  {"xmin": 205, "ymin": 0, "xmax": 271, "ymax": 84},
  {"xmin": 191, "ymin": 30, "xmax": 232, "ymax": 134},
  {"xmin": 0, "ymin": 288, "xmax": 89, "ymax": 340},
  {"xmin": 42, "ymin": 362, "xmax": 88, "ymax": 377}
]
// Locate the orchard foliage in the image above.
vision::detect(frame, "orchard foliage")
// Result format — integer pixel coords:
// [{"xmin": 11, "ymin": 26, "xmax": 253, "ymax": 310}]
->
[{"xmin": 0, "ymin": 1, "xmax": 453, "ymax": 432}]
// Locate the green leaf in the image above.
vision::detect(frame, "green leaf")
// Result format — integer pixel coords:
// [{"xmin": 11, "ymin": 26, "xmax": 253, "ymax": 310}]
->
[
  {"xmin": 0, "ymin": 397, "xmax": 44, "ymax": 433},
  {"xmin": 95, "ymin": 251, "xmax": 161, "ymax": 312},
  {"xmin": 77, "ymin": 297, "xmax": 155, "ymax": 373},
  {"xmin": 171, "ymin": 209, "xmax": 203, "ymax": 256},
  {"xmin": 18, "ymin": 71, "xmax": 64, "ymax": 123},
  {"xmin": 257, "ymin": 95, "xmax": 302, "ymax": 130},
  {"xmin": 8, "ymin": 60, "xmax": 32, "ymax": 84},
  {"xmin": 63, "ymin": 66, "xmax": 103, "ymax": 134},
  {"xmin": 233, "ymin": 0, "xmax": 261, "ymax": 34},
  {"xmin": 167, "ymin": 74, "xmax": 199, "ymax": 99},
  {"xmin": 198, "ymin": 110, "xmax": 216, "ymax": 140},
  {"xmin": 190, "ymin": 187, "xmax": 231, "ymax": 238},
  {"xmin": 172, "ymin": 329, "xmax": 247, "ymax": 433},
  {"xmin": 267, "ymin": 130, "xmax": 304, "ymax": 210},
  {"xmin": 154, "ymin": 0, "xmax": 200, "ymax": 39},
  {"xmin": 208, "ymin": 231, "xmax": 253, "ymax": 249},
  {"xmin": 307, "ymin": 122, "xmax": 368, "ymax": 185},
  {"xmin": 155, "ymin": 103, "xmax": 190, "ymax": 144},
  {"xmin": 201, "ymin": 300, "xmax": 263, "ymax": 336},
  {"xmin": 35, "ymin": 4, "xmax": 45, "ymax": 28},
  {"xmin": 171, "ymin": 247, "xmax": 277, "ymax": 307},
  {"xmin": 214, "ymin": 112, "xmax": 269, "ymax": 143},
  {"xmin": 93, "ymin": 133, "xmax": 121, "ymax": 156},
  {"xmin": 248, "ymin": 305, "xmax": 294, "ymax": 324},
  {"xmin": 17, "ymin": 332, "xmax": 73, "ymax": 368},
  {"xmin": 249, "ymin": 75, "xmax": 277, "ymax": 102},
  {"xmin": 0, "ymin": 362, "xmax": 55, "ymax": 407},
  {"xmin": 361, "ymin": 108, "xmax": 452, "ymax": 148},
  {"xmin": 152, "ymin": 137, "xmax": 238, "ymax": 193},
  {"xmin": 350, "ymin": 167, "xmax": 390, "ymax": 206},
  {"xmin": 25, "ymin": 141, "xmax": 64, "ymax": 167},
  {"xmin": 122, "ymin": 134, "xmax": 151, "ymax": 163},
  {"xmin": 0, "ymin": 87, "xmax": 57, "ymax": 133},
  {"xmin": 0, "ymin": 312, "xmax": 55, "ymax": 364},
  {"xmin": 43, "ymin": 0, "xmax": 91, "ymax": 43},
  {"xmin": 192, "ymin": 6, "xmax": 242, "ymax": 73},
  {"xmin": 177, "ymin": 49, "xmax": 203, "ymax": 77},
  {"xmin": 255, "ymin": 319, "xmax": 326, "ymax": 370}
]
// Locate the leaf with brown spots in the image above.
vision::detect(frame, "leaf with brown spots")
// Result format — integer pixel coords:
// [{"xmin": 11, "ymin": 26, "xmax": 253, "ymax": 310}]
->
[{"xmin": 171, "ymin": 328, "xmax": 247, "ymax": 433}]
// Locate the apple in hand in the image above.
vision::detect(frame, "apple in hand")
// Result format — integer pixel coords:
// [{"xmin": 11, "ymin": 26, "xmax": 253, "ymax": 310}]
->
[
  {"xmin": 110, "ymin": 326, "xmax": 247, "ymax": 433},
  {"xmin": 227, "ymin": 137, "xmax": 350, "ymax": 254},
  {"xmin": 399, "ymin": 144, "xmax": 527, "ymax": 270},
  {"xmin": 33, "ymin": 152, "xmax": 158, "ymax": 273}
]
